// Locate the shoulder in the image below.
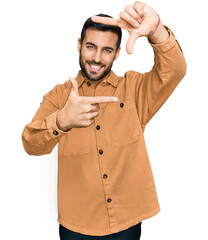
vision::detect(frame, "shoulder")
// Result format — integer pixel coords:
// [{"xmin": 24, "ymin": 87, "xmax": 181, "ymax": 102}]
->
[
  {"xmin": 124, "ymin": 70, "xmax": 143, "ymax": 79},
  {"xmin": 120, "ymin": 70, "xmax": 145, "ymax": 87},
  {"xmin": 44, "ymin": 80, "xmax": 70, "ymax": 98},
  {"xmin": 43, "ymin": 80, "xmax": 72, "ymax": 109}
]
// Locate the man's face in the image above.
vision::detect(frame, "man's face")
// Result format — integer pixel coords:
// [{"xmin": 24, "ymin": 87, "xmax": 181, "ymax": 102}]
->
[{"xmin": 78, "ymin": 28, "xmax": 120, "ymax": 81}]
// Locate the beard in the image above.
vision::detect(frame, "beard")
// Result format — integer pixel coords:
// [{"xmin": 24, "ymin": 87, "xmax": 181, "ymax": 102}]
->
[{"xmin": 79, "ymin": 52, "xmax": 114, "ymax": 81}]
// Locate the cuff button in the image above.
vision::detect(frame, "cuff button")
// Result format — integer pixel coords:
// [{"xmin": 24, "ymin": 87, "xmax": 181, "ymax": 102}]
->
[{"xmin": 53, "ymin": 130, "xmax": 59, "ymax": 136}]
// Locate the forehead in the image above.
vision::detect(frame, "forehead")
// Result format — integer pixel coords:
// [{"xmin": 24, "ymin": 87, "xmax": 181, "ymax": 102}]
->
[{"xmin": 83, "ymin": 28, "xmax": 118, "ymax": 48}]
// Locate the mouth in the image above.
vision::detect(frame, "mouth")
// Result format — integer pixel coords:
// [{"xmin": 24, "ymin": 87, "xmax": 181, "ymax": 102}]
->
[{"xmin": 88, "ymin": 63, "xmax": 104, "ymax": 73}]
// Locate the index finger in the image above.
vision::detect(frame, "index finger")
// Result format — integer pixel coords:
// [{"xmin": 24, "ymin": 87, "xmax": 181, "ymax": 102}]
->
[
  {"xmin": 91, "ymin": 16, "xmax": 119, "ymax": 27},
  {"xmin": 81, "ymin": 96, "xmax": 118, "ymax": 104}
]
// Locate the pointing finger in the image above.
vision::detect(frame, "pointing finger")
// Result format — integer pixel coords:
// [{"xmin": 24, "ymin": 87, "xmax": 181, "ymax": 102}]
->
[
  {"xmin": 81, "ymin": 96, "xmax": 118, "ymax": 104},
  {"xmin": 91, "ymin": 16, "xmax": 119, "ymax": 27}
]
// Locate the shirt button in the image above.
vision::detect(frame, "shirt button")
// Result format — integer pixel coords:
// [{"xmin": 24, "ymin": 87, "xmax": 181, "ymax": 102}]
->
[
  {"xmin": 99, "ymin": 149, "xmax": 103, "ymax": 155},
  {"xmin": 87, "ymin": 81, "xmax": 91, "ymax": 86},
  {"xmin": 96, "ymin": 125, "xmax": 100, "ymax": 130},
  {"xmin": 103, "ymin": 174, "xmax": 108, "ymax": 179},
  {"xmin": 107, "ymin": 198, "xmax": 112, "ymax": 203},
  {"xmin": 53, "ymin": 130, "xmax": 58, "ymax": 136},
  {"xmin": 120, "ymin": 102, "xmax": 124, "ymax": 108}
]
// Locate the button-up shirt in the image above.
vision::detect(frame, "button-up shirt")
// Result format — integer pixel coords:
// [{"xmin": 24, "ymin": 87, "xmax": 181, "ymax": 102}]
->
[{"xmin": 22, "ymin": 26, "xmax": 186, "ymax": 236}]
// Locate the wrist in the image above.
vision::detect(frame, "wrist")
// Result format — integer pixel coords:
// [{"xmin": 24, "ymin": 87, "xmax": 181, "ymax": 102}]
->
[
  {"xmin": 148, "ymin": 14, "xmax": 160, "ymax": 37},
  {"xmin": 56, "ymin": 110, "xmax": 72, "ymax": 132},
  {"xmin": 148, "ymin": 22, "xmax": 170, "ymax": 44}
]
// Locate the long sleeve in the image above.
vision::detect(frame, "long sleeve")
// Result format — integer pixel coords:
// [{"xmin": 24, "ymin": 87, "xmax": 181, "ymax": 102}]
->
[
  {"xmin": 22, "ymin": 82, "xmax": 70, "ymax": 155},
  {"xmin": 126, "ymin": 26, "xmax": 187, "ymax": 129}
]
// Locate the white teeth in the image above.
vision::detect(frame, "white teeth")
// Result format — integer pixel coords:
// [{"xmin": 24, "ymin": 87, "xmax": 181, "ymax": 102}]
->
[{"xmin": 90, "ymin": 64, "xmax": 101, "ymax": 70}]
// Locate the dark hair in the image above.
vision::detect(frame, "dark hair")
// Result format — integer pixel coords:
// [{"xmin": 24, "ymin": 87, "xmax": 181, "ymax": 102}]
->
[{"xmin": 80, "ymin": 14, "xmax": 122, "ymax": 50}]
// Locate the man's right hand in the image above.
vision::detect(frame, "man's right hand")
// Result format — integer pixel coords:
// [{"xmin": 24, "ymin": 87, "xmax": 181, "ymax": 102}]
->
[{"xmin": 56, "ymin": 77, "xmax": 118, "ymax": 131}]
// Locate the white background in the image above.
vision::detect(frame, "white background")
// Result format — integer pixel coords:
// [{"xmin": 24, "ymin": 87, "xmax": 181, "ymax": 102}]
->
[{"xmin": 0, "ymin": 0, "xmax": 208, "ymax": 239}]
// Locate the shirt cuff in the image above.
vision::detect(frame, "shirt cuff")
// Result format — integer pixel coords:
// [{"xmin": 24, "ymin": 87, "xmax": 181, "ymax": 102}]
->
[
  {"xmin": 46, "ymin": 110, "xmax": 68, "ymax": 139},
  {"xmin": 148, "ymin": 25, "xmax": 177, "ymax": 53}
]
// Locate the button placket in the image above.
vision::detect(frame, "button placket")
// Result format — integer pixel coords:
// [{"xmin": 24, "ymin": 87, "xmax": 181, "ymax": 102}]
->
[
  {"xmin": 82, "ymin": 82, "xmax": 116, "ymax": 224},
  {"xmin": 93, "ymin": 87, "xmax": 116, "ymax": 227}
]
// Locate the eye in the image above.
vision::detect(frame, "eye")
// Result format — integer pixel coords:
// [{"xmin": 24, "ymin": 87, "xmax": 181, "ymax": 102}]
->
[
  {"xmin": 104, "ymin": 49, "xmax": 112, "ymax": 54},
  {"xmin": 87, "ymin": 45, "xmax": 94, "ymax": 50}
]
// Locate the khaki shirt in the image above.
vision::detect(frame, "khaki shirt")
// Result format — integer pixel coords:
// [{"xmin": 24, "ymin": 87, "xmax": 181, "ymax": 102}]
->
[{"xmin": 22, "ymin": 27, "xmax": 186, "ymax": 236}]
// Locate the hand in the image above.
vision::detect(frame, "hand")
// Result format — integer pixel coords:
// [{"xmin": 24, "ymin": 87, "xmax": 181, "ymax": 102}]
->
[
  {"xmin": 91, "ymin": 1, "xmax": 160, "ymax": 54},
  {"xmin": 56, "ymin": 77, "xmax": 118, "ymax": 131}
]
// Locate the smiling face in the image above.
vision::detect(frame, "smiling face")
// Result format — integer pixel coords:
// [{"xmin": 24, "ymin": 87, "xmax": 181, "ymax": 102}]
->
[{"xmin": 78, "ymin": 28, "xmax": 120, "ymax": 81}]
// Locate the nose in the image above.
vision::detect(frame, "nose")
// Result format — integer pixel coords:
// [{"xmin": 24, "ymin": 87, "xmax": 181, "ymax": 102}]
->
[{"xmin": 93, "ymin": 50, "xmax": 102, "ymax": 63}]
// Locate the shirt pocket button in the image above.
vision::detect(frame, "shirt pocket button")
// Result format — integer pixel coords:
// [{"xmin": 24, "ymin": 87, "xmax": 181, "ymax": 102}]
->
[{"xmin": 120, "ymin": 102, "xmax": 124, "ymax": 108}]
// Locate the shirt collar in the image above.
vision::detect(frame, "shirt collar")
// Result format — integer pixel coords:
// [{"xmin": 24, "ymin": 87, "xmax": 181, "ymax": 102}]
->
[{"xmin": 75, "ymin": 70, "xmax": 119, "ymax": 88}]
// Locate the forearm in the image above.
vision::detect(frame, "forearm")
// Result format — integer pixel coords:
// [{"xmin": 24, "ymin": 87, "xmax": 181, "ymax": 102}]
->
[
  {"xmin": 150, "ymin": 26, "xmax": 187, "ymax": 82},
  {"xmin": 22, "ymin": 84, "xmax": 69, "ymax": 156},
  {"xmin": 22, "ymin": 111, "xmax": 66, "ymax": 155},
  {"xmin": 134, "ymin": 26, "xmax": 187, "ymax": 127}
]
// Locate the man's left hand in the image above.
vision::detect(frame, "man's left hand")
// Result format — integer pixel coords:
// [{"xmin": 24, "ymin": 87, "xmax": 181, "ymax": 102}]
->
[{"xmin": 92, "ymin": 1, "xmax": 161, "ymax": 54}]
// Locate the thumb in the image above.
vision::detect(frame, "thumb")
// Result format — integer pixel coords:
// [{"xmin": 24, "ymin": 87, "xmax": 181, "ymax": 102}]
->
[
  {"xmin": 126, "ymin": 32, "xmax": 139, "ymax": 54},
  {"xmin": 68, "ymin": 77, "xmax": 79, "ymax": 97}
]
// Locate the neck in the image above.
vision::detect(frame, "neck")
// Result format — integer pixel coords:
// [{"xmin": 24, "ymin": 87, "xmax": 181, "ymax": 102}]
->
[
  {"xmin": 81, "ymin": 70, "xmax": 112, "ymax": 88},
  {"xmin": 92, "ymin": 79, "xmax": 103, "ymax": 88}
]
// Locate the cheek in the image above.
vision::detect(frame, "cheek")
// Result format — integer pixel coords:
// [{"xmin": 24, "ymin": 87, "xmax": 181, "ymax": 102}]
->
[
  {"xmin": 81, "ymin": 50, "xmax": 92, "ymax": 62},
  {"xmin": 104, "ymin": 56, "xmax": 115, "ymax": 66}
]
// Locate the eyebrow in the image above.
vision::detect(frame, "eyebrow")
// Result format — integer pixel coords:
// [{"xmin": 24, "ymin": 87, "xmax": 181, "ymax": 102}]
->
[{"xmin": 85, "ymin": 42, "xmax": 114, "ymax": 51}]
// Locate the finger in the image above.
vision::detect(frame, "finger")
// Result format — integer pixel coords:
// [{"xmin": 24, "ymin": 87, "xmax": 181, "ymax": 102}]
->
[
  {"xmin": 90, "ymin": 111, "xmax": 99, "ymax": 119},
  {"xmin": 89, "ymin": 104, "xmax": 100, "ymax": 113},
  {"xmin": 81, "ymin": 119, "xmax": 94, "ymax": 128},
  {"xmin": 126, "ymin": 32, "xmax": 139, "ymax": 54},
  {"xmin": 92, "ymin": 103, "xmax": 99, "ymax": 107},
  {"xmin": 119, "ymin": 11, "xmax": 140, "ymax": 28},
  {"xmin": 91, "ymin": 16, "xmax": 119, "ymax": 26},
  {"xmin": 68, "ymin": 77, "xmax": 79, "ymax": 97},
  {"xmin": 124, "ymin": 5, "xmax": 142, "ymax": 24},
  {"xmin": 82, "ymin": 104, "xmax": 100, "ymax": 113},
  {"xmin": 81, "ymin": 96, "xmax": 118, "ymax": 104},
  {"xmin": 134, "ymin": 1, "xmax": 145, "ymax": 17},
  {"xmin": 85, "ymin": 111, "xmax": 99, "ymax": 121},
  {"xmin": 134, "ymin": 7, "xmax": 144, "ymax": 18}
]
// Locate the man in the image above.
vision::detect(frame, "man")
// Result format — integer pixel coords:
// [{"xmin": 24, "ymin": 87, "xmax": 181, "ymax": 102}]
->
[{"xmin": 22, "ymin": 1, "xmax": 186, "ymax": 239}]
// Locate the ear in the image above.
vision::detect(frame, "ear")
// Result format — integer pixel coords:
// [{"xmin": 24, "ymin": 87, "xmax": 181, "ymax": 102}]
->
[
  {"xmin": 77, "ymin": 38, "xmax": 81, "ymax": 53},
  {"xmin": 114, "ymin": 47, "xmax": 121, "ymax": 61}
]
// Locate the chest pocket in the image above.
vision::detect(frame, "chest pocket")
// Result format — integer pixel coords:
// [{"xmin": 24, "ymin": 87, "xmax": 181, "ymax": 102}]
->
[{"xmin": 107, "ymin": 99, "xmax": 140, "ymax": 147}]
